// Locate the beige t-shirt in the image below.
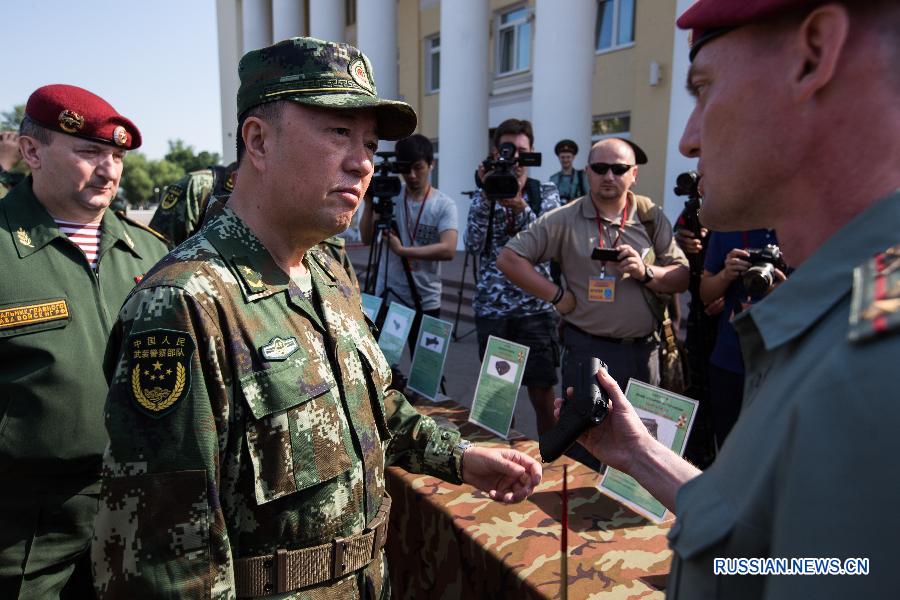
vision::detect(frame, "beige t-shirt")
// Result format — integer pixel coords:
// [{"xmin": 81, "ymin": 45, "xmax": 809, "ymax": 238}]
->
[{"xmin": 505, "ymin": 192, "xmax": 688, "ymax": 338}]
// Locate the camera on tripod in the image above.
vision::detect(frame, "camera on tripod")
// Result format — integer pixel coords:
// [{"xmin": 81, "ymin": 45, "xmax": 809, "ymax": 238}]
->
[
  {"xmin": 674, "ymin": 171, "xmax": 702, "ymax": 218},
  {"xmin": 743, "ymin": 244, "xmax": 789, "ymax": 296},
  {"xmin": 481, "ymin": 142, "xmax": 541, "ymax": 200},
  {"xmin": 370, "ymin": 151, "xmax": 410, "ymax": 219}
]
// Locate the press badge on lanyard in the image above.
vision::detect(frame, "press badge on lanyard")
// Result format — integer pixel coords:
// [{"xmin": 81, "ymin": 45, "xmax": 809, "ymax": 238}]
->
[{"xmin": 589, "ymin": 197, "xmax": 630, "ymax": 303}]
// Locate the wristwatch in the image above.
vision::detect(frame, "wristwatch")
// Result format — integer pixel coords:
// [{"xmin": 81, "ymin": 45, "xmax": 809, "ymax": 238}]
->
[{"xmin": 640, "ymin": 266, "xmax": 655, "ymax": 284}]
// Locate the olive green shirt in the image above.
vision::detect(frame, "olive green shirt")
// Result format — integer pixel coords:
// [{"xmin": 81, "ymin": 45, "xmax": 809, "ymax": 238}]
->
[
  {"xmin": 667, "ymin": 190, "xmax": 900, "ymax": 598},
  {"xmin": 0, "ymin": 177, "xmax": 169, "ymax": 481},
  {"xmin": 505, "ymin": 192, "xmax": 688, "ymax": 338}
]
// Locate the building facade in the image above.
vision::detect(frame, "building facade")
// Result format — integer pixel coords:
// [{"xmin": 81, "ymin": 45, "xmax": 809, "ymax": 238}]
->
[{"xmin": 216, "ymin": 0, "xmax": 698, "ymax": 227}]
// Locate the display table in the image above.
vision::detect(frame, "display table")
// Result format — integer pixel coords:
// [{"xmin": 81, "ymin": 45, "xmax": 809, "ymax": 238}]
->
[{"xmin": 385, "ymin": 399, "xmax": 672, "ymax": 599}]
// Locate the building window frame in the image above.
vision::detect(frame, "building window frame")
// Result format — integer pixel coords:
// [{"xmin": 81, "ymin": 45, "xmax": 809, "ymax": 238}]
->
[
  {"xmin": 591, "ymin": 112, "xmax": 632, "ymax": 141},
  {"xmin": 425, "ymin": 34, "xmax": 440, "ymax": 94},
  {"xmin": 595, "ymin": 0, "xmax": 636, "ymax": 55},
  {"xmin": 495, "ymin": 5, "xmax": 533, "ymax": 78}
]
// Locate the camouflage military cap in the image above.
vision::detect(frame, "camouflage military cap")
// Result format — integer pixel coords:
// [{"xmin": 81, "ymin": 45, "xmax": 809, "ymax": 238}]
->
[{"xmin": 237, "ymin": 36, "xmax": 416, "ymax": 140}]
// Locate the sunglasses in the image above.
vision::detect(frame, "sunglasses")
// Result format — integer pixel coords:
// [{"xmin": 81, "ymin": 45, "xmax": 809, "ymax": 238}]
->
[{"xmin": 589, "ymin": 163, "xmax": 634, "ymax": 176}]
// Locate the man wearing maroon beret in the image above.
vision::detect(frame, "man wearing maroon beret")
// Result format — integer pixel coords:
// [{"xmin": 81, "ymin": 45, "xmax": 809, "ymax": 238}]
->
[
  {"xmin": 0, "ymin": 84, "xmax": 169, "ymax": 597},
  {"xmin": 562, "ymin": 0, "xmax": 900, "ymax": 597}
]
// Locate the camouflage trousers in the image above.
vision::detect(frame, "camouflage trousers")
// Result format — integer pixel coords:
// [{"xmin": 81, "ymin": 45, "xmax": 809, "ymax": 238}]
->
[{"xmin": 0, "ymin": 475, "xmax": 99, "ymax": 599}]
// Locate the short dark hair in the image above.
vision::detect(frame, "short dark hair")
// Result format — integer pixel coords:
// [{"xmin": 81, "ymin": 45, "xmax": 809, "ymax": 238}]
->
[
  {"xmin": 236, "ymin": 101, "xmax": 286, "ymax": 164},
  {"xmin": 492, "ymin": 118, "xmax": 534, "ymax": 150},
  {"xmin": 395, "ymin": 134, "xmax": 433, "ymax": 165},
  {"xmin": 19, "ymin": 115, "xmax": 52, "ymax": 144}
]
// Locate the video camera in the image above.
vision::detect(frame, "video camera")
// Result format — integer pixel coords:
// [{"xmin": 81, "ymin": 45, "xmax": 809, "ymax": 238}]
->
[
  {"xmin": 743, "ymin": 244, "xmax": 789, "ymax": 296},
  {"xmin": 369, "ymin": 151, "xmax": 410, "ymax": 219},
  {"xmin": 673, "ymin": 171, "xmax": 703, "ymax": 237},
  {"xmin": 481, "ymin": 142, "xmax": 541, "ymax": 201}
]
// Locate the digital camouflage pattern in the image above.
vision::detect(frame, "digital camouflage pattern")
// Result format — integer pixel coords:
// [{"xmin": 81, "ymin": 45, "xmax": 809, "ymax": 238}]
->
[
  {"xmin": 237, "ymin": 37, "xmax": 416, "ymax": 141},
  {"xmin": 149, "ymin": 164, "xmax": 236, "ymax": 246},
  {"xmin": 465, "ymin": 182, "xmax": 561, "ymax": 318},
  {"xmin": 386, "ymin": 401, "xmax": 672, "ymax": 599},
  {"xmin": 92, "ymin": 206, "xmax": 466, "ymax": 598},
  {"xmin": 318, "ymin": 234, "xmax": 359, "ymax": 289}
]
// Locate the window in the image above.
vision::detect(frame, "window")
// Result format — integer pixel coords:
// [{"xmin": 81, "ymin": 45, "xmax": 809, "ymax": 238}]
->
[
  {"xmin": 591, "ymin": 113, "xmax": 631, "ymax": 139},
  {"xmin": 496, "ymin": 6, "xmax": 531, "ymax": 76},
  {"xmin": 425, "ymin": 35, "xmax": 440, "ymax": 93},
  {"xmin": 596, "ymin": 0, "xmax": 635, "ymax": 52},
  {"xmin": 430, "ymin": 139, "xmax": 439, "ymax": 188}
]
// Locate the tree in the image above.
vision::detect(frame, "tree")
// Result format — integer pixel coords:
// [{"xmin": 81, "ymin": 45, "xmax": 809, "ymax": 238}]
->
[
  {"xmin": 120, "ymin": 153, "xmax": 155, "ymax": 208},
  {"xmin": 1, "ymin": 104, "xmax": 25, "ymax": 131},
  {"xmin": 164, "ymin": 139, "xmax": 221, "ymax": 174}
]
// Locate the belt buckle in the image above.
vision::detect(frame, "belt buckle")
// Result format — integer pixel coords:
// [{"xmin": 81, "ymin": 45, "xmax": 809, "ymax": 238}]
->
[{"xmin": 332, "ymin": 537, "xmax": 349, "ymax": 578}]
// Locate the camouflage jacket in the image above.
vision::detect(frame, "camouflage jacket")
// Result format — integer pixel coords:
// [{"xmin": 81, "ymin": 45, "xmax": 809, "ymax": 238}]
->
[
  {"xmin": 149, "ymin": 164, "xmax": 236, "ymax": 246},
  {"xmin": 91, "ymin": 206, "xmax": 466, "ymax": 599},
  {"xmin": 464, "ymin": 181, "xmax": 560, "ymax": 318}
]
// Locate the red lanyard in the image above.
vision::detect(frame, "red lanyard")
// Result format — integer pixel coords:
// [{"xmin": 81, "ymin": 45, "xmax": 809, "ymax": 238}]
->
[
  {"xmin": 596, "ymin": 196, "xmax": 630, "ymax": 249},
  {"xmin": 403, "ymin": 184, "xmax": 431, "ymax": 245}
]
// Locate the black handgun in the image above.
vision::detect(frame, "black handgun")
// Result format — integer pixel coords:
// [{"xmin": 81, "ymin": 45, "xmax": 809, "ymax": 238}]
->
[{"xmin": 539, "ymin": 358, "xmax": 610, "ymax": 463}]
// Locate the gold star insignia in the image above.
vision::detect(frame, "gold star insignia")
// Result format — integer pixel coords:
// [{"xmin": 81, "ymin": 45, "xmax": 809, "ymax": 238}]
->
[
  {"xmin": 152, "ymin": 360, "xmax": 163, "ymax": 371},
  {"xmin": 143, "ymin": 370, "xmax": 149, "ymax": 376},
  {"xmin": 166, "ymin": 369, "xmax": 172, "ymax": 375}
]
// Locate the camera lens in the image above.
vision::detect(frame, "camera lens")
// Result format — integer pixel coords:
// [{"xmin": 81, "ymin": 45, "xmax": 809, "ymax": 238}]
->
[{"xmin": 743, "ymin": 263, "xmax": 775, "ymax": 296}]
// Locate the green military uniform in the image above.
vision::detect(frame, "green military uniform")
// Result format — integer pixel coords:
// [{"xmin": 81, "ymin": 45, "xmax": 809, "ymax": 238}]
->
[
  {"xmin": 0, "ymin": 177, "xmax": 169, "ymax": 597},
  {"xmin": 92, "ymin": 206, "xmax": 467, "ymax": 598},
  {"xmin": 667, "ymin": 191, "xmax": 900, "ymax": 598},
  {"xmin": 549, "ymin": 168, "xmax": 588, "ymax": 204},
  {"xmin": 149, "ymin": 163, "xmax": 236, "ymax": 246}
]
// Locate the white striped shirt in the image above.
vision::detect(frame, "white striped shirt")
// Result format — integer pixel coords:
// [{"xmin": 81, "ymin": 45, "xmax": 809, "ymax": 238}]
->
[{"xmin": 55, "ymin": 219, "xmax": 102, "ymax": 269}]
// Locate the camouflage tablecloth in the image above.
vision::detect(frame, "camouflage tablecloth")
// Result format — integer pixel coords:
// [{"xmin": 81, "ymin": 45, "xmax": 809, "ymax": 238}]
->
[{"xmin": 386, "ymin": 400, "xmax": 672, "ymax": 599}]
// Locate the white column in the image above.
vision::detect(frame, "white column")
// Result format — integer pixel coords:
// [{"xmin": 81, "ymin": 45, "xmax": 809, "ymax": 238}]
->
[
  {"xmin": 530, "ymin": 0, "xmax": 597, "ymax": 183},
  {"xmin": 309, "ymin": 0, "xmax": 345, "ymax": 42},
  {"xmin": 242, "ymin": 0, "xmax": 273, "ymax": 51},
  {"xmin": 439, "ymin": 0, "xmax": 489, "ymax": 249},
  {"xmin": 662, "ymin": 0, "xmax": 699, "ymax": 224},
  {"xmin": 356, "ymin": 0, "xmax": 397, "ymax": 99},
  {"xmin": 217, "ymin": 0, "xmax": 243, "ymax": 164},
  {"xmin": 272, "ymin": 0, "xmax": 306, "ymax": 40}
]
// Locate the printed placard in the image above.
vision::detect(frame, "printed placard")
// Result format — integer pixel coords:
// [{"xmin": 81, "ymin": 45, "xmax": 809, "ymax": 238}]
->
[
  {"xmin": 598, "ymin": 379, "xmax": 699, "ymax": 523},
  {"xmin": 407, "ymin": 316, "xmax": 454, "ymax": 401},
  {"xmin": 360, "ymin": 293, "xmax": 383, "ymax": 322},
  {"xmin": 377, "ymin": 302, "xmax": 416, "ymax": 366},
  {"xmin": 468, "ymin": 335, "xmax": 530, "ymax": 439}
]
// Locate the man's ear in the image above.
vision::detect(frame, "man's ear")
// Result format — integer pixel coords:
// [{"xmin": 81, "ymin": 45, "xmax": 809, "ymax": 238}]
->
[
  {"xmin": 789, "ymin": 4, "xmax": 850, "ymax": 102},
  {"xmin": 241, "ymin": 116, "xmax": 271, "ymax": 172},
  {"xmin": 18, "ymin": 136, "xmax": 43, "ymax": 171}
]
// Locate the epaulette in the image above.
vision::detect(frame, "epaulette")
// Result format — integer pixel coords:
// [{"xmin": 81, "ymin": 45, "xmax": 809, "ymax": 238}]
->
[
  {"xmin": 115, "ymin": 210, "xmax": 172, "ymax": 246},
  {"xmin": 320, "ymin": 235, "xmax": 346, "ymax": 249},
  {"xmin": 848, "ymin": 244, "xmax": 900, "ymax": 343}
]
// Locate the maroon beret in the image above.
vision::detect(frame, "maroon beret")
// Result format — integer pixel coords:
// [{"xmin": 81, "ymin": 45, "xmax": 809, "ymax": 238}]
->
[
  {"xmin": 677, "ymin": 0, "xmax": 826, "ymax": 60},
  {"xmin": 25, "ymin": 84, "xmax": 142, "ymax": 149}
]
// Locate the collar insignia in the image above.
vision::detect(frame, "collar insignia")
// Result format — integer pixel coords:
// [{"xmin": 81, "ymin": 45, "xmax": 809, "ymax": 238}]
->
[{"xmin": 16, "ymin": 227, "xmax": 34, "ymax": 247}]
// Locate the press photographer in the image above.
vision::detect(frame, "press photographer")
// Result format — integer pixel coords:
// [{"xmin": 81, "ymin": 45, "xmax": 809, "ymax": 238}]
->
[
  {"xmin": 360, "ymin": 134, "xmax": 457, "ymax": 351},
  {"xmin": 700, "ymin": 230, "xmax": 787, "ymax": 446},
  {"xmin": 465, "ymin": 118, "xmax": 562, "ymax": 436}
]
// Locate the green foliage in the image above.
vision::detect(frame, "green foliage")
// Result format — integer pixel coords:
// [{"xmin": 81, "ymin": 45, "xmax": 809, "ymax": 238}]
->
[
  {"xmin": 120, "ymin": 139, "xmax": 220, "ymax": 208},
  {"xmin": 1, "ymin": 104, "xmax": 25, "ymax": 131},
  {"xmin": 165, "ymin": 139, "xmax": 220, "ymax": 174}
]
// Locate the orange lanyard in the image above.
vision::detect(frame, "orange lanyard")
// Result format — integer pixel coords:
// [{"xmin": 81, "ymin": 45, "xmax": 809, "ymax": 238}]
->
[{"xmin": 596, "ymin": 196, "xmax": 630, "ymax": 248}]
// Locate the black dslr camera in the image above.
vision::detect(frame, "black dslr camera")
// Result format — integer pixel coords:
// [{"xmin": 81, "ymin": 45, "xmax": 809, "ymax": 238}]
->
[
  {"xmin": 743, "ymin": 244, "xmax": 788, "ymax": 296},
  {"xmin": 481, "ymin": 142, "xmax": 541, "ymax": 201},
  {"xmin": 369, "ymin": 152, "xmax": 410, "ymax": 218}
]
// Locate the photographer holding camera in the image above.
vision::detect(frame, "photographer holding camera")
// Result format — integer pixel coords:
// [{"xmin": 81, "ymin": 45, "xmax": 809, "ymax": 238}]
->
[
  {"xmin": 465, "ymin": 118, "xmax": 561, "ymax": 435},
  {"xmin": 360, "ymin": 134, "xmax": 458, "ymax": 349},
  {"xmin": 700, "ymin": 229, "xmax": 785, "ymax": 446}
]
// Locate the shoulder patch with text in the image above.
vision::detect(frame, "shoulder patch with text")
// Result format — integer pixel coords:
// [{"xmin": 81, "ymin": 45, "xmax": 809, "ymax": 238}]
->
[{"xmin": 127, "ymin": 329, "xmax": 195, "ymax": 417}]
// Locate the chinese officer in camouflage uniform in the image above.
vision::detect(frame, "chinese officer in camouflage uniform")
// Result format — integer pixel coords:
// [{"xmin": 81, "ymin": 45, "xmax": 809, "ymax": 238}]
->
[
  {"xmin": 0, "ymin": 85, "xmax": 169, "ymax": 597},
  {"xmin": 560, "ymin": 0, "xmax": 900, "ymax": 597},
  {"xmin": 152, "ymin": 163, "xmax": 359, "ymax": 287},
  {"xmin": 92, "ymin": 37, "xmax": 542, "ymax": 599}
]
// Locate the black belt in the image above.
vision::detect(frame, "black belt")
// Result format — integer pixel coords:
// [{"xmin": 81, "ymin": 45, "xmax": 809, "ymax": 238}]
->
[{"xmin": 565, "ymin": 323, "xmax": 657, "ymax": 345}]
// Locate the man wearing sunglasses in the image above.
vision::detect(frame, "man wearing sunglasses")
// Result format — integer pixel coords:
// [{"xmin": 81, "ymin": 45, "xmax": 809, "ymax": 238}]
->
[{"xmin": 498, "ymin": 137, "xmax": 688, "ymax": 399}]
